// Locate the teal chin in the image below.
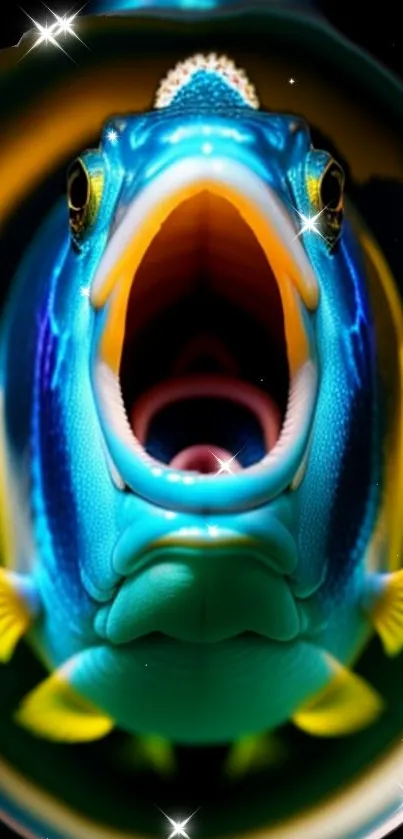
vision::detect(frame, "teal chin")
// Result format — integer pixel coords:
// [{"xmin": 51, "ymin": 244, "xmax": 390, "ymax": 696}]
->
[{"xmin": 65, "ymin": 635, "xmax": 334, "ymax": 742}]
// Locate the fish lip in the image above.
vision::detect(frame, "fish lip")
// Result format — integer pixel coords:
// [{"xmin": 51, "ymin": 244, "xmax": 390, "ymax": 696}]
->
[
  {"xmin": 94, "ymin": 357, "xmax": 317, "ymax": 512},
  {"xmin": 112, "ymin": 526, "xmax": 299, "ymax": 578},
  {"xmin": 101, "ymin": 627, "xmax": 297, "ymax": 647},
  {"xmin": 91, "ymin": 156, "xmax": 319, "ymax": 513},
  {"xmin": 95, "ymin": 539, "xmax": 300, "ymax": 645}
]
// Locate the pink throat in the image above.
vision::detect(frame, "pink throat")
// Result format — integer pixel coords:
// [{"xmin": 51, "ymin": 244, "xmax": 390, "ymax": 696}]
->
[{"xmin": 130, "ymin": 373, "xmax": 282, "ymax": 473}]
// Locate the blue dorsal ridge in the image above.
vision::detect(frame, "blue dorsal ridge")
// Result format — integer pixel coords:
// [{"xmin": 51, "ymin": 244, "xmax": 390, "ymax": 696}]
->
[{"xmin": 154, "ymin": 53, "xmax": 260, "ymax": 113}]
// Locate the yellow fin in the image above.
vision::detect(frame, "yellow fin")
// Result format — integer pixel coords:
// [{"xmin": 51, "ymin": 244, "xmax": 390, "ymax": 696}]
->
[
  {"xmin": 0, "ymin": 568, "xmax": 32, "ymax": 663},
  {"xmin": 122, "ymin": 735, "xmax": 176, "ymax": 776},
  {"xmin": 292, "ymin": 655, "xmax": 384, "ymax": 736},
  {"xmin": 370, "ymin": 570, "xmax": 403, "ymax": 656},
  {"xmin": 224, "ymin": 732, "xmax": 287, "ymax": 779},
  {"xmin": 15, "ymin": 667, "xmax": 114, "ymax": 742}
]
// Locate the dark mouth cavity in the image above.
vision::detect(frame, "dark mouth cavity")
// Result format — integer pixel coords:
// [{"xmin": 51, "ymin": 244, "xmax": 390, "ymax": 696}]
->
[{"xmin": 119, "ymin": 191, "xmax": 289, "ymax": 473}]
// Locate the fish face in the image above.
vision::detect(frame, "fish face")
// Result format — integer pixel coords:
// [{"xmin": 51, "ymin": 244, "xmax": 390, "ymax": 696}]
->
[{"xmin": 13, "ymin": 57, "xmax": 381, "ymax": 741}]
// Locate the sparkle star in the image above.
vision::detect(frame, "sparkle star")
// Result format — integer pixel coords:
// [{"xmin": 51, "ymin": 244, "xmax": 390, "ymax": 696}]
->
[
  {"xmin": 107, "ymin": 128, "xmax": 119, "ymax": 145},
  {"xmin": 211, "ymin": 450, "xmax": 242, "ymax": 475},
  {"xmin": 293, "ymin": 208, "xmax": 326, "ymax": 241},
  {"xmin": 289, "ymin": 78, "xmax": 295, "ymax": 85},
  {"xmin": 160, "ymin": 808, "xmax": 200, "ymax": 839},
  {"xmin": 213, "ymin": 454, "xmax": 235, "ymax": 474},
  {"xmin": 44, "ymin": 4, "xmax": 89, "ymax": 48},
  {"xmin": 20, "ymin": 14, "xmax": 67, "ymax": 58},
  {"xmin": 80, "ymin": 286, "xmax": 91, "ymax": 298},
  {"xmin": 19, "ymin": 3, "xmax": 88, "ymax": 62},
  {"xmin": 52, "ymin": 11, "xmax": 78, "ymax": 34}
]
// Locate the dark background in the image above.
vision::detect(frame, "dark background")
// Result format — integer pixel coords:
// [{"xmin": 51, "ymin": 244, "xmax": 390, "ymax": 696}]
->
[
  {"xmin": 0, "ymin": 0, "xmax": 402, "ymax": 83},
  {"xmin": 0, "ymin": 1, "xmax": 402, "ymax": 838}
]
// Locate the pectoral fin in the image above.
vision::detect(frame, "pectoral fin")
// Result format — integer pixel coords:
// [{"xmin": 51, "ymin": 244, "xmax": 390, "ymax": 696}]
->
[
  {"xmin": 121, "ymin": 735, "xmax": 176, "ymax": 776},
  {"xmin": 363, "ymin": 570, "xmax": 403, "ymax": 656},
  {"xmin": 224, "ymin": 731, "xmax": 287, "ymax": 779},
  {"xmin": 292, "ymin": 653, "xmax": 384, "ymax": 736},
  {"xmin": 15, "ymin": 664, "xmax": 114, "ymax": 742},
  {"xmin": 0, "ymin": 569, "xmax": 38, "ymax": 663}
]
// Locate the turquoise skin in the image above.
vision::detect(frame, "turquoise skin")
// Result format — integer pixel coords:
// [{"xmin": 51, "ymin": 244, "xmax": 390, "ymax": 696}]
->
[
  {"xmin": 91, "ymin": 0, "xmax": 318, "ymax": 10},
  {"xmin": 0, "ymin": 64, "xmax": 381, "ymax": 745}
]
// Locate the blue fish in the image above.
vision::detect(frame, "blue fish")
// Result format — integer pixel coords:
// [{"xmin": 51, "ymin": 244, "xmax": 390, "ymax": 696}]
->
[{"xmin": 0, "ymin": 50, "xmax": 403, "ymax": 781}]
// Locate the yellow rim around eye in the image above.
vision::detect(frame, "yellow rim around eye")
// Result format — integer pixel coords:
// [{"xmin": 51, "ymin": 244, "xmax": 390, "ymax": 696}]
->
[
  {"xmin": 319, "ymin": 160, "xmax": 344, "ymax": 212},
  {"xmin": 306, "ymin": 174, "xmax": 320, "ymax": 207},
  {"xmin": 67, "ymin": 157, "xmax": 103, "ymax": 239}
]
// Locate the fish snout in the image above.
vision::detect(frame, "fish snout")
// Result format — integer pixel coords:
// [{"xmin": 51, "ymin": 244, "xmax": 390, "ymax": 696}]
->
[{"xmin": 94, "ymin": 548, "xmax": 300, "ymax": 645}]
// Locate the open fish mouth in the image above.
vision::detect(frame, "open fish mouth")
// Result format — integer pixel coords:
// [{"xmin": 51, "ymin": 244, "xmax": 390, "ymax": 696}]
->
[{"xmin": 92, "ymin": 157, "xmax": 319, "ymax": 512}]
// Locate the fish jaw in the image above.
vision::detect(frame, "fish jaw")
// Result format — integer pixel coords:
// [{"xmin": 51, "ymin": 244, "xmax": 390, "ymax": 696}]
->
[
  {"xmin": 95, "ymin": 545, "xmax": 300, "ymax": 646},
  {"xmin": 90, "ymin": 489, "xmax": 330, "ymax": 668},
  {"xmin": 91, "ymin": 156, "xmax": 318, "ymax": 514},
  {"xmin": 47, "ymin": 637, "xmax": 335, "ymax": 744}
]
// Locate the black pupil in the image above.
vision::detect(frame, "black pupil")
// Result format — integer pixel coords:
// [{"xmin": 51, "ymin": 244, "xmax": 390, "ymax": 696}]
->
[
  {"xmin": 320, "ymin": 165, "xmax": 343, "ymax": 210},
  {"xmin": 69, "ymin": 163, "xmax": 89, "ymax": 210}
]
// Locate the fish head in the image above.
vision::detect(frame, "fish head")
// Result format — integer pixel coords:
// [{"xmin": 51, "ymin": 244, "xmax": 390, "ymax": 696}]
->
[{"xmin": 33, "ymin": 54, "xmax": 379, "ymax": 739}]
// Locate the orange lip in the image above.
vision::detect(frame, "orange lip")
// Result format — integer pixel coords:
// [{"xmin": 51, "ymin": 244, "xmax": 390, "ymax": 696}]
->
[{"xmin": 93, "ymin": 169, "xmax": 317, "ymax": 382}]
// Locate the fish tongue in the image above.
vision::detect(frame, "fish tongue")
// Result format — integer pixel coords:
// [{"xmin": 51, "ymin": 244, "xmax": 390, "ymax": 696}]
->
[
  {"xmin": 170, "ymin": 444, "xmax": 242, "ymax": 474},
  {"xmin": 130, "ymin": 373, "xmax": 281, "ymax": 472}
]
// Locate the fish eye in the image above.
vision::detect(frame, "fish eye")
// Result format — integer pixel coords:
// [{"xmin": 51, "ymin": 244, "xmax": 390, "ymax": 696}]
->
[
  {"xmin": 317, "ymin": 159, "xmax": 344, "ymax": 248},
  {"xmin": 319, "ymin": 161, "xmax": 344, "ymax": 212},
  {"xmin": 68, "ymin": 160, "xmax": 89, "ymax": 211},
  {"xmin": 67, "ymin": 155, "xmax": 104, "ymax": 243},
  {"xmin": 67, "ymin": 159, "xmax": 90, "ymax": 237}
]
